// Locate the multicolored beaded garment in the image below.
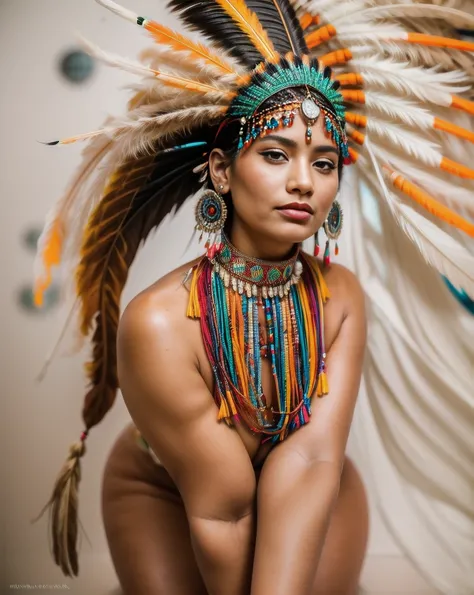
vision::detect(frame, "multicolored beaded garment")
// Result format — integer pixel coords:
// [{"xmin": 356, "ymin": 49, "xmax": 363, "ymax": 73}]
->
[{"xmin": 186, "ymin": 234, "xmax": 330, "ymax": 443}]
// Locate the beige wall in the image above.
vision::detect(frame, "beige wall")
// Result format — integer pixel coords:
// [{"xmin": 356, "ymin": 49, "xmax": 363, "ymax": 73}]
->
[{"xmin": 1, "ymin": 0, "xmax": 400, "ymax": 591}]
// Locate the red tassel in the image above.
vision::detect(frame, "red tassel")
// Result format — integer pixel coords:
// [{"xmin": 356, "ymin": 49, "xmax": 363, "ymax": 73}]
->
[
  {"xmin": 323, "ymin": 240, "xmax": 331, "ymax": 266},
  {"xmin": 302, "ymin": 406, "xmax": 310, "ymax": 423},
  {"xmin": 335, "ymin": 242, "xmax": 339, "ymax": 256}
]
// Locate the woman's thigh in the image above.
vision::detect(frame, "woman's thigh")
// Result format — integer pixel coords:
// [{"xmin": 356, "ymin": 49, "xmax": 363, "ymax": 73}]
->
[
  {"xmin": 102, "ymin": 425, "xmax": 368, "ymax": 595},
  {"xmin": 312, "ymin": 457, "xmax": 370, "ymax": 594},
  {"xmin": 102, "ymin": 423, "xmax": 208, "ymax": 595}
]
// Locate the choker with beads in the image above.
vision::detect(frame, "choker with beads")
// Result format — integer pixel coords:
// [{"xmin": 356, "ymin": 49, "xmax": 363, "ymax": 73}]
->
[
  {"xmin": 186, "ymin": 235, "xmax": 330, "ymax": 443},
  {"xmin": 211, "ymin": 233, "xmax": 303, "ymax": 299}
]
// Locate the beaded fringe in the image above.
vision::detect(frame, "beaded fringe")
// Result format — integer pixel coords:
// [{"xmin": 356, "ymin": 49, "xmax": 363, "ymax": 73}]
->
[{"xmin": 187, "ymin": 253, "xmax": 330, "ymax": 443}]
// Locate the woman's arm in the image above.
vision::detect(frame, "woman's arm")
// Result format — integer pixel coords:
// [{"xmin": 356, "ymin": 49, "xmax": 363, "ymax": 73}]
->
[
  {"xmin": 251, "ymin": 265, "xmax": 367, "ymax": 595},
  {"xmin": 117, "ymin": 290, "xmax": 256, "ymax": 595}
]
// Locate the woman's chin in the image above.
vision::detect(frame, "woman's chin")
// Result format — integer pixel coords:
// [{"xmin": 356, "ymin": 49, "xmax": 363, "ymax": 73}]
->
[{"xmin": 271, "ymin": 223, "xmax": 315, "ymax": 245}]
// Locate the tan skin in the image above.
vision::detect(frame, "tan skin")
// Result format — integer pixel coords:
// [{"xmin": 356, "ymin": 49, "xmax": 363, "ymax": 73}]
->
[{"xmin": 102, "ymin": 115, "xmax": 369, "ymax": 595}]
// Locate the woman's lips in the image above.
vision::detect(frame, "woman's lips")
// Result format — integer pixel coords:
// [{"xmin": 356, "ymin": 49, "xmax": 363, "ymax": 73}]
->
[{"xmin": 277, "ymin": 208, "xmax": 312, "ymax": 222}]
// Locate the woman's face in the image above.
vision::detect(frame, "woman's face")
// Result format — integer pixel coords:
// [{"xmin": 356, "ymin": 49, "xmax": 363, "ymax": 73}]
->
[{"xmin": 210, "ymin": 112, "xmax": 340, "ymax": 257}]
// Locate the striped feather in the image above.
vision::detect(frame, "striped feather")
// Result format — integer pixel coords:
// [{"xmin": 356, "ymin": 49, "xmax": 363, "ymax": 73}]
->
[{"xmin": 364, "ymin": 139, "xmax": 474, "ymax": 294}]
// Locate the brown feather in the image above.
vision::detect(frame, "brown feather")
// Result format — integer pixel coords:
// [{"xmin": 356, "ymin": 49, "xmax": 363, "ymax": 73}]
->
[
  {"xmin": 31, "ymin": 440, "xmax": 86, "ymax": 577},
  {"xmin": 76, "ymin": 154, "xmax": 157, "ymax": 427}
]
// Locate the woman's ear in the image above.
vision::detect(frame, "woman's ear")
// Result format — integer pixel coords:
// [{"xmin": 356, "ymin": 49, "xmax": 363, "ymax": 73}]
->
[{"xmin": 208, "ymin": 148, "xmax": 231, "ymax": 194}]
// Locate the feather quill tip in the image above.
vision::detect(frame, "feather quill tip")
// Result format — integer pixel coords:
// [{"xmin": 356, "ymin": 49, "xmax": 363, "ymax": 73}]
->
[{"xmin": 38, "ymin": 140, "xmax": 60, "ymax": 146}]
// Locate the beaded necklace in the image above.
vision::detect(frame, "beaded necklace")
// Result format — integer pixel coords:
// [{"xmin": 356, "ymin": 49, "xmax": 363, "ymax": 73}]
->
[{"xmin": 187, "ymin": 233, "xmax": 330, "ymax": 443}]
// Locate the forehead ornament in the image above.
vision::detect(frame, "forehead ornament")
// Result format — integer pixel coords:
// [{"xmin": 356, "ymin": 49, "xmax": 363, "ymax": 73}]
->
[{"xmin": 301, "ymin": 94, "xmax": 321, "ymax": 144}]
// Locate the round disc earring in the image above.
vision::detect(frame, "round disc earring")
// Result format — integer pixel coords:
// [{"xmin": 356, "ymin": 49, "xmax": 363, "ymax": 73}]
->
[
  {"xmin": 195, "ymin": 185, "xmax": 228, "ymax": 258},
  {"xmin": 323, "ymin": 199, "xmax": 343, "ymax": 265}
]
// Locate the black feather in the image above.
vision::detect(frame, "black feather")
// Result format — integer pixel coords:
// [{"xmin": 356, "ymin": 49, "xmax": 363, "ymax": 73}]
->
[
  {"xmin": 246, "ymin": 0, "xmax": 308, "ymax": 55},
  {"xmin": 293, "ymin": 55, "xmax": 304, "ymax": 67},
  {"xmin": 167, "ymin": 0, "xmax": 308, "ymax": 70},
  {"xmin": 167, "ymin": 0, "xmax": 263, "ymax": 68}
]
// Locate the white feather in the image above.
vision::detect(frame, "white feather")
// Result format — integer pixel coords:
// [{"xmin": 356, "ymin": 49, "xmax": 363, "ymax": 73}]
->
[
  {"xmin": 138, "ymin": 46, "xmax": 244, "ymax": 84},
  {"xmin": 364, "ymin": 137, "xmax": 474, "ymax": 295},
  {"xmin": 361, "ymin": 90, "xmax": 434, "ymax": 127},
  {"xmin": 46, "ymin": 105, "xmax": 224, "ymax": 153},
  {"xmin": 336, "ymin": 3, "xmax": 474, "ymax": 30},
  {"xmin": 334, "ymin": 23, "xmax": 407, "ymax": 41},
  {"xmin": 350, "ymin": 119, "xmax": 444, "ymax": 168},
  {"xmin": 77, "ymin": 36, "xmax": 232, "ymax": 100},
  {"xmin": 102, "ymin": 105, "xmax": 224, "ymax": 158},
  {"xmin": 349, "ymin": 56, "xmax": 471, "ymax": 106},
  {"xmin": 78, "ymin": 35, "xmax": 158, "ymax": 79},
  {"xmin": 350, "ymin": 43, "xmax": 474, "ymax": 78},
  {"xmin": 95, "ymin": 0, "xmax": 138, "ymax": 25},
  {"xmin": 299, "ymin": 0, "xmax": 366, "ymax": 24},
  {"xmin": 360, "ymin": 143, "xmax": 474, "ymax": 213}
]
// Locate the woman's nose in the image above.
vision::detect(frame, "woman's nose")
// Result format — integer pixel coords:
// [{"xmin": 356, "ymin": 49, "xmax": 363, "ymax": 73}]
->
[{"xmin": 286, "ymin": 161, "xmax": 314, "ymax": 196}]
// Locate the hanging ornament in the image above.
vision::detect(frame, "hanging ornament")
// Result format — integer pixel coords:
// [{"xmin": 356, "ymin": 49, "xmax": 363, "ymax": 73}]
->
[
  {"xmin": 301, "ymin": 93, "xmax": 321, "ymax": 144},
  {"xmin": 195, "ymin": 186, "xmax": 227, "ymax": 258},
  {"xmin": 313, "ymin": 228, "xmax": 320, "ymax": 256},
  {"xmin": 323, "ymin": 199, "xmax": 343, "ymax": 266}
]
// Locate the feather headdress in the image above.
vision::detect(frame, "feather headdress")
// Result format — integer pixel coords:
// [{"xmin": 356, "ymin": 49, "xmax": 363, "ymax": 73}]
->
[{"xmin": 34, "ymin": 0, "xmax": 474, "ymax": 577}]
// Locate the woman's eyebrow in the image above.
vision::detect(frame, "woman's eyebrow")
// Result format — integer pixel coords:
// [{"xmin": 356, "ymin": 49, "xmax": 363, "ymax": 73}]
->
[{"xmin": 257, "ymin": 135, "xmax": 339, "ymax": 155}]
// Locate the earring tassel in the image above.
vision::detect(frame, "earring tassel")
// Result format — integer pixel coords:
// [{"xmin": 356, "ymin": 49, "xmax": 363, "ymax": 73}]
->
[
  {"xmin": 335, "ymin": 242, "xmax": 339, "ymax": 256},
  {"xmin": 323, "ymin": 240, "xmax": 331, "ymax": 266},
  {"xmin": 314, "ymin": 230, "xmax": 320, "ymax": 256}
]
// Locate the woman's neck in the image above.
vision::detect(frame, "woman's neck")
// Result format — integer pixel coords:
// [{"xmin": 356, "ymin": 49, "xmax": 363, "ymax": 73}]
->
[{"xmin": 228, "ymin": 222, "xmax": 296, "ymax": 262}]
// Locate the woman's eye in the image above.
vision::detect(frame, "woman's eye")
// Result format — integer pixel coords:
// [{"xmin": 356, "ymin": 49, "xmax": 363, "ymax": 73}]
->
[
  {"xmin": 315, "ymin": 160, "xmax": 336, "ymax": 171},
  {"xmin": 261, "ymin": 150, "xmax": 287, "ymax": 161}
]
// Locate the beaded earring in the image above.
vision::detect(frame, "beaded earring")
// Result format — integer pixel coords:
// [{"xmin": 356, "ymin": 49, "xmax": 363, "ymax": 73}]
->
[
  {"xmin": 195, "ymin": 185, "xmax": 228, "ymax": 259},
  {"xmin": 321, "ymin": 199, "xmax": 343, "ymax": 266}
]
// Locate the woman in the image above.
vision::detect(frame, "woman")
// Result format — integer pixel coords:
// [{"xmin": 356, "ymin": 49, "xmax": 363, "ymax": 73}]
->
[
  {"xmin": 102, "ymin": 105, "xmax": 369, "ymax": 595},
  {"xmin": 33, "ymin": 0, "xmax": 474, "ymax": 594}
]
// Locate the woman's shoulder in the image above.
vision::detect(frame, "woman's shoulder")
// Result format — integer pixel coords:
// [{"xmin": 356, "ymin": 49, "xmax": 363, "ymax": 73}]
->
[
  {"xmin": 118, "ymin": 256, "xmax": 203, "ymax": 347},
  {"xmin": 302, "ymin": 251, "xmax": 362, "ymax": 290},
  {"xmin": 302, "ymin": 252, "xmax": 365, "ymax": 317}
]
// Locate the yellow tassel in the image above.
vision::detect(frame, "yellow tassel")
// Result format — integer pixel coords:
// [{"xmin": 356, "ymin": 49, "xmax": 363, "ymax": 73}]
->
[
  {"xmin": 227, "ymin": 391, "xmax": 238, "ymax": 415},
  {"xmin": 317, "ymin": 371, "xmax": 329, "ymax": 396},
  {"xmin": 218, "ymin": 397, "xmax": 231, "ymax": 420},
  {"xmin": 186, "ymin": 266, "xmax": 201, "ymax": 319}
]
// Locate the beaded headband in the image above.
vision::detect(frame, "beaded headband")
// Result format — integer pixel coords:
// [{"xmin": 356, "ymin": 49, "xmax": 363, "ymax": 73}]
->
[{"xmin": 227, "ymin": 57, "xmax": 349, "ymax": 162}]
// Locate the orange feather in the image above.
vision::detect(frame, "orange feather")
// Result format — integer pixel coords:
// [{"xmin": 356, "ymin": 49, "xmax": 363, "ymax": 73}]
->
[
  {"xmin": 34, "ymin": 219, "xmax": 63, "ymax": 307},
  {"xmin": 402, "ymin": 32, "xmax": 474, "ymax": 53},
  {"xmin": 451, "ymin": 95, "xmax": 474, "ymax": 116},
  {"xmin": 305, "ymin": 24, "xmax": 337, "ymax": 49},
  {"xmin": 143, "ymin": 20, "xmax": 238, "ymax": 75},
  {"xmin": 318, "ymin": 48, "xmax": 353, "ymax": 66},
  {"xmin": 386, "ymin": 167, "xmax": 474, "ymax": 237},
  {"xmin": 214, "ymin": 0, "xmax": 278, "ymax": 62}
]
